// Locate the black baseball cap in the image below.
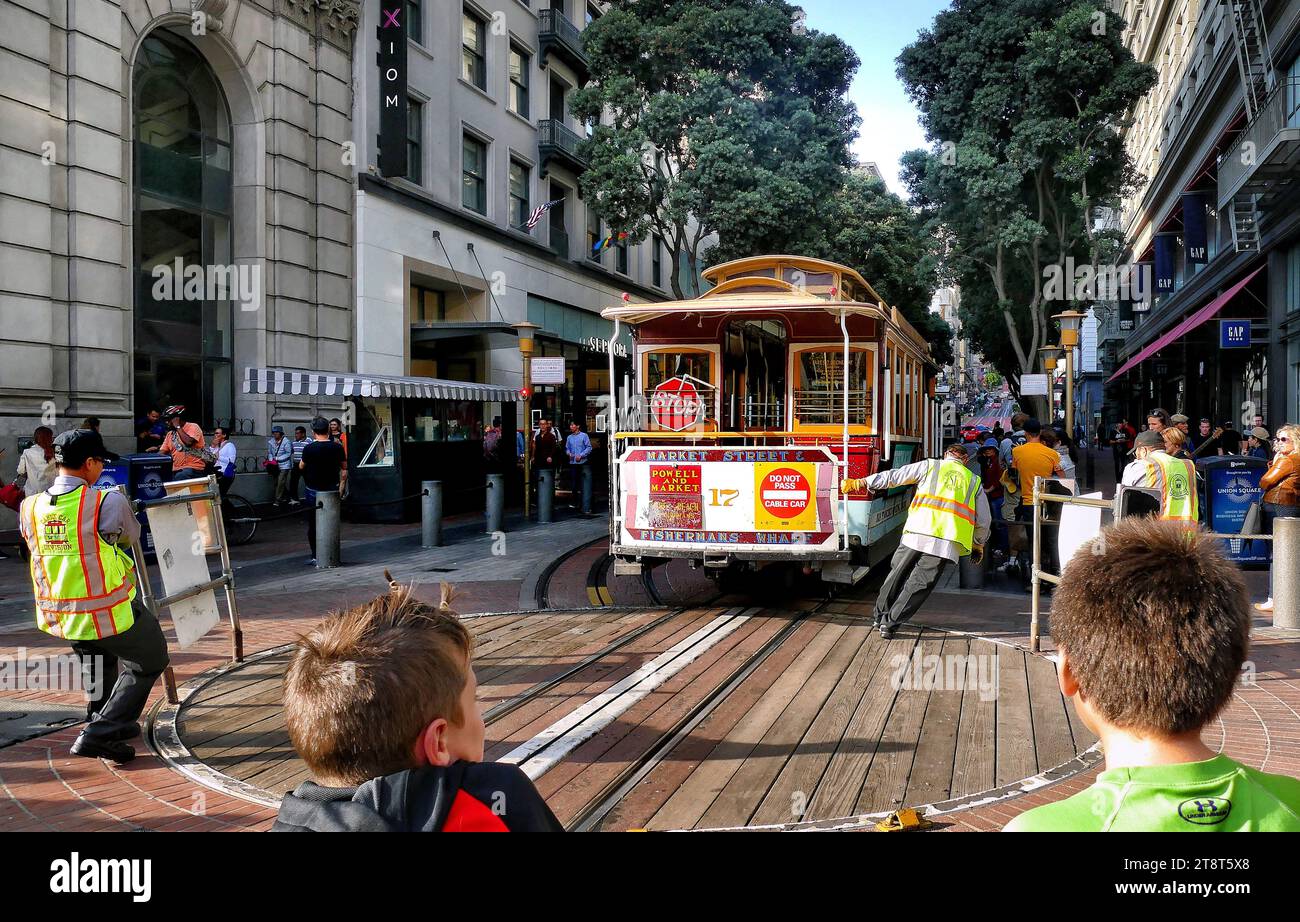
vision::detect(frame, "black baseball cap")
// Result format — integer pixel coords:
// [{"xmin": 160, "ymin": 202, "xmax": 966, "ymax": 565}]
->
[
  {"xmin": 1129, "ymin": 430, "xmax": 1164, "ymax": 454},
  {"xmin": 53, "ymin": 429, "xmax": 120, "ymax": 467}
]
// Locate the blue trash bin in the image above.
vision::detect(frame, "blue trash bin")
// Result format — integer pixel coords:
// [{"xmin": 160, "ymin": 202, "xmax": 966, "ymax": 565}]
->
[
  {"xmin": 1197, "ymin": 455, "xmax": 1269, "ymax": 566},
  {"xmin": 94, "ymin": 452, "xmax": 172, "ymax": 557}
]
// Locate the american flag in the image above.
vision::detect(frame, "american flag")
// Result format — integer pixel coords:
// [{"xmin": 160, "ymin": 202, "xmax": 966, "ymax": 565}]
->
[{"xmin": 524, "ymin": 199, "xmax": 564, "ymax": 231}]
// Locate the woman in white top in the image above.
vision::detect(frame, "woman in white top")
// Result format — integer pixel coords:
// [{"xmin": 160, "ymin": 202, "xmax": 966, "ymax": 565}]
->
[
  {"xmin": 16, "ymin": 426, "xmax": 57, "ymax": 496},
  {"xmin": 211, "ymin": 426, "xmax": 239, "ymax": 497}
]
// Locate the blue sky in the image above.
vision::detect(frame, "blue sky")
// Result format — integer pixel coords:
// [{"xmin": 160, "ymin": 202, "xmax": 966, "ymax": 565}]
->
[{"xmin": 796, "ymin": 0, "xmax": 953, "ymax": 196}]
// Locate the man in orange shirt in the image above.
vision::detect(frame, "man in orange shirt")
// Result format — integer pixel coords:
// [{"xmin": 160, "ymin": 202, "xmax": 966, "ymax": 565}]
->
[
  {"xmin": 1011, "ymin": 418, "xmax": 1064, "ymax": 592},
  {"xmin": 148, "ymin": 405, "xmax": 208, "ymax": 481}
]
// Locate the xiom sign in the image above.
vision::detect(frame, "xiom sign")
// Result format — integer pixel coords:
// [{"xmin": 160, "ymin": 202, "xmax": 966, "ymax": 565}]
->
[
  {"xmin": 1178, "ymin": 797, "xmax": 1231, "ymax": 826},
  {"xmin": 377, "ymin": 4, "xmax": 408, "ymax": 178}
]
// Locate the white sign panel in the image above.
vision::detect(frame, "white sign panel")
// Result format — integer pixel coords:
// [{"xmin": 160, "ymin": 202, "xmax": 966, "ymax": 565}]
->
[
  {"xmin": 531, "ymin": 357, "xmax": 566, "ymax": 385},
  {"xmin": 1057, "ymin": 491, "xmax": 1105, "ymax": 571},
  {"xmin": 146, "ymin": 497, "xmax": 220, "ymax": 648},
  {"xmin": 1020, "ymin": 374, "xmax": 1049, "ymax": 396}
]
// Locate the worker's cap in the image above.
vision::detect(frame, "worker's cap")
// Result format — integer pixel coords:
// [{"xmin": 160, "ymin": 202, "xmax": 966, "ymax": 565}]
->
[
  {"xmin": 944, "ymin": 443, "xmax": 970, "ymax": 458},
  {"xmin": 1251, "ymin": 426, "xmax": 1270, "ymax": 441},
  {"xmin": 163, "ymin": 404, "xmax": 185, "ymax": 419},
  {"xmin": 1170, "ymin": 413, "xmax": 1189, "ymax": 424},
  {"xmin": 1130, "ymin": 430, "xmax": 1164, "ymax": 454},
  {"xmin": 271, "ymin": 425, "xmax": 284, "ymax": 434},
  {"xmin": 53, "ymin": 428, "xmax": 119, "ymax": 467}
]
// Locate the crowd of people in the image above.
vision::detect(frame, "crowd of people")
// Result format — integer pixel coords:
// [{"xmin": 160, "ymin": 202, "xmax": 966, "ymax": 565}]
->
[{"xmin": 482, "ymin": 415, "xmax": 597, "ymax": 516}]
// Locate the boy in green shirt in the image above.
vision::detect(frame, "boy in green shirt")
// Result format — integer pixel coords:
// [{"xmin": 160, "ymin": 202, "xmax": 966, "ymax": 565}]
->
[{"xmin": 1006, "ymin": 518, "xmax": 1300, "ymax": 832}]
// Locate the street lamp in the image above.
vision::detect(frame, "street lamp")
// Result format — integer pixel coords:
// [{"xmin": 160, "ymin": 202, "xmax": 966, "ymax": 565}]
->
[
  {"xmin": 1039, "ymin": 344, "xmax": 1062, "ymax": 422},
  {"xmin": 514, "ymin": 321, "xmax": 540, "ymax": 517},
  {"xmin": 1054, "ymin": 310, "xmax": 1086, "ymax": 439}
]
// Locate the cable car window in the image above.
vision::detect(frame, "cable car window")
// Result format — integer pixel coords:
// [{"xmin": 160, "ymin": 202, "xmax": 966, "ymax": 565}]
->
[
  {"xmin": 794, "ymin": 349, "xmax": 871, "ymax": 425},
  {"xmin": 781, "ymin": 268, "xmax": 835, "ymax": 295},
  {"xmin": 644, "ymin": 350, "xmax": 712, "ymax": 389},
  {"xmin": 724, "ymin": 268, "xmax": 775, "ymax": 282}
]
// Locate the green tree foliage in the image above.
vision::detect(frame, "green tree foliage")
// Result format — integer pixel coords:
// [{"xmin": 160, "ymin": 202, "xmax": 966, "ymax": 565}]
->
[
  {"xmin": 897, "ymin": 0, "xmax": 1155, "ymax": 409},
  {"xmin": 570, "ymin": 0, "xmax": 859, "ymax": 298},
  {"xmin": 808, "ymin": 170, "xmax": 953, "ymax": 366}
]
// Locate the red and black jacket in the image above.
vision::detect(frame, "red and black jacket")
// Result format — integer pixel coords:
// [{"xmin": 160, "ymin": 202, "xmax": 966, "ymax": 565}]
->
[{"xmin": 271, "ymin": 761, "xmax": 564, "ymax": 832}]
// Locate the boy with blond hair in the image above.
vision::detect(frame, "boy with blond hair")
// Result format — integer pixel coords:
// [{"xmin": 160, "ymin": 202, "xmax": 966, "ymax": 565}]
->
[
  {"xmin": 1006, "ymin": 519, "xmax": 1300, "ymax": 831},
  {"xmin": 272, "ymin": 583, "xmax": 562, "ymax": 832}
]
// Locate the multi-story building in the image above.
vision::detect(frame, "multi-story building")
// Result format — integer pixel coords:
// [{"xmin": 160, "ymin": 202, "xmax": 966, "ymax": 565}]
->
[
  {"xmin": 351, "ymin": 0, "xmax": 672, "ymax": 441},
  {"xmin": 1109, "ymin": 0, "xmax": 1300, "ymax": 430},
  {"xmin": 0, "ymin": 0, "xmax": 360, "ymax": 516}
]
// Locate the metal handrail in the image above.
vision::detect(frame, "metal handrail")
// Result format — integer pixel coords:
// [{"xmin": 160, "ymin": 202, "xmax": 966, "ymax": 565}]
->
[
  {"xmin": 538, "ymin": 8, "xmax": 586, "ymax": 62},
  {"xmin": 538, "ymin": 118, "xmax": 586, "ymax": 161}
]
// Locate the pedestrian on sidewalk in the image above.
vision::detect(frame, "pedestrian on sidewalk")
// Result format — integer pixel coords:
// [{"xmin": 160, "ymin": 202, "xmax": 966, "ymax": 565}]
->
[
  {"xmin": 211, "ymin": 425, "xmax": 237, "ymax": 498},
  {"xmin": 566, "ymin": 420, "xmax": 593, "ymax": 514},
  {"xmin": 1147, "ymin": 407, "xmax": 1171, "ymax": 434},
  {"xmin": 842, "ymin": 443, "xmax": 991, "ymax": 639},
  {"xmin": 977, "ymin": 438, "xmax": 1007, "ymax": 559},
  {"xmin": 266, "ymin": 426, "xmax": 292, "ymax": 506},
  {"xmin": 1012, "ymin": 419, "xmax": 1066, "ymax": 591},
  {"xmin": 1254, "ymin": 424, "xmax": 1300, "ymax": 615},
  {"xmin": 149, "ymin": 405, "xmax": 207, "ymax": 480},
  {"xmin": 299, "ymin": 416, "xmax": 348, "ymax": 566},
  {"xmin": 1110, "ymin": 417, "xmax": 1135, "ymax": 482},
  {"xmin": 1246, "ymin": 426, "xmax": 1272, "ymax": 460},
  {"xmin": 19, "ymin": 429, "xmax": 169, "ymax": 763},
  {"xmin": 289, "ymin": 425, "xmax": 311, "ymax": 504},
  {"xmin": 15, "ymin": 425, "xmax": 57, "ymax": 497}
]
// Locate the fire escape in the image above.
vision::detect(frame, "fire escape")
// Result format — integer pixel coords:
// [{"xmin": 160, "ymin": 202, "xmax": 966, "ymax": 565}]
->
[{"xmin": 1222, "ymin": 0, "xmax": 1278, "ymax": 251}]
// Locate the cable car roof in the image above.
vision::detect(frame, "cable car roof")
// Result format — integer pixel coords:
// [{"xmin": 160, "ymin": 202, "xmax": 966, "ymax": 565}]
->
[{"xmin": 600, "ymin": 291, "xmax": 889, "ymax": 325}]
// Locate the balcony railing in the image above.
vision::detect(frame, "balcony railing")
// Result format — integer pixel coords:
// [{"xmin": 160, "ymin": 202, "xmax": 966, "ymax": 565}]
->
[
  {"xmin": 1217, "ymin": 78, "xmax": 1300, "ymax": 208},
  {"xmin": 538, "ymin": 118, "xmax": 588, "ymax": 178},
  {"xmin": 538, "ymin": 8, "xmax": 588, "ymax": 77}
]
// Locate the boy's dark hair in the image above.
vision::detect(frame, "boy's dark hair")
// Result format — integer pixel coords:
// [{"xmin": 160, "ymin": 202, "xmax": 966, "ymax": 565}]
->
[
  {"xmin": 295, "ymin": 426, "xmax": 307, "ymax": 435},
  {"xmin": 1024, "ymin": 417, "xmax": 1042, "ymax": 436},
  {"xmin": 283, "ymin": 583, "xmax": 474, "ymax": 785},
  {"xmin": 310, "ymin": 416, "xmax": 329, "ymax": 434},
  {"xmin": 1053, "ymin": 519, "xmax": 1249, "ymax": 735}
]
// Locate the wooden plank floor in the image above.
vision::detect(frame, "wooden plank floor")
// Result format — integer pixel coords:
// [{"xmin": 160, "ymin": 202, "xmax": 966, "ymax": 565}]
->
[
  {"xmin": 173, "ymin": 607, "xmax": 1097, "ymax": 825},
  {"xmin": 176, "ymin": 608, "xmax": 675, "ymax": 797}
]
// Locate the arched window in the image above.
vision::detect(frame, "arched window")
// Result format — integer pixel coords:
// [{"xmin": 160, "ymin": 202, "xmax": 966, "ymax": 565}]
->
[{"xmin": 133, "ymin": 30, "xmax": 233, "ymax": 428}]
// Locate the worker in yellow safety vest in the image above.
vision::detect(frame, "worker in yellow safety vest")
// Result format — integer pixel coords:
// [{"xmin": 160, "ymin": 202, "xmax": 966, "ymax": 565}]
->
[
  {"xmin": 19, "ymin": 429, "xmax": 169, "ymax": 763},
  {"xmin": 842, "ymin": 443, "xmax": 991, "ymax": 639},
  {"xmin": 1122, "ymin": 429, "xmax": 1199, "ymax": 522}
]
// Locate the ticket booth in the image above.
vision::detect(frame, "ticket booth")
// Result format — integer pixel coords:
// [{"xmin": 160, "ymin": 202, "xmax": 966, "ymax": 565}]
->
[{"xmin": 243, "ymin": 368, "xmax": 519, "ymax": 524}]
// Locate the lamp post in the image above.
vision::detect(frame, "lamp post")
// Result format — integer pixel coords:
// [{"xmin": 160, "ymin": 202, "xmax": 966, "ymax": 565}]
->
[
  {"xmin": 1055, "ymin": 310, "xmax": 1085, "ymax": 440},
  {"xmin": 1039, "ymin": 344, "xmax": 1061, "ymax": 422},
  {"xmin": 514, "ymin": 321, "xmax": 540, "ymax": 518}
]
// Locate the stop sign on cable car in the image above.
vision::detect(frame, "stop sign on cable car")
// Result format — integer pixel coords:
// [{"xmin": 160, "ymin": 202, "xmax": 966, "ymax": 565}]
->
[{"xmin": 650, "ymin": 376, "xmax": 705, "ymax": 431}]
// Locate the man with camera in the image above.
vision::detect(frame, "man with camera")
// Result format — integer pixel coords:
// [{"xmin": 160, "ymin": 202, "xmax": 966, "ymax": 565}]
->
[{"xmin": 147, "ymin": 405, "xmax": 208, "ymax": 480}]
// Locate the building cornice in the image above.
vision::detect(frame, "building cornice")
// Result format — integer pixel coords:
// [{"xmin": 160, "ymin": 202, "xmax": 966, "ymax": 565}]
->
[{"xmin": 358, "ymin": 173, "xmax": 671, "ymax": 304}]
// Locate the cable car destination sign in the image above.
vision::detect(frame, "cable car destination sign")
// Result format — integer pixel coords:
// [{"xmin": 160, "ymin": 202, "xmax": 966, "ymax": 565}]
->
[{"xmin": 618, "ymin": 446, "xmax": 840, "ymax": 551}]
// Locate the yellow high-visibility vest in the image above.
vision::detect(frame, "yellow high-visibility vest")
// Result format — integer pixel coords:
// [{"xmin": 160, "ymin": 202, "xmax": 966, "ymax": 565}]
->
[
  {"xmin": 905, "ymin": 458, "xmax": 981, "ymax": 553},
  {"xmin": 1150, "ymin": 452, "xmax": 1198, "ymax": 522},
  {"xmin": 22, "ymin": 486, "xmax": 136, "ymax": 640}
]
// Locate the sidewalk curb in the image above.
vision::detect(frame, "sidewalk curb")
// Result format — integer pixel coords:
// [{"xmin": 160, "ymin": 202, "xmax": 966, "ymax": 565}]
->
[{"xmin": 517, "ymin": 525, "xmax": 608, "ymax": 611}]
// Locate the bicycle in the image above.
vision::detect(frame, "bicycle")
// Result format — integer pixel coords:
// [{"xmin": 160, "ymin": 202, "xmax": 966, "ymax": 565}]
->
[{"xmin": 221, "ymin": 492, "xmax": 259, "ymax": 546}]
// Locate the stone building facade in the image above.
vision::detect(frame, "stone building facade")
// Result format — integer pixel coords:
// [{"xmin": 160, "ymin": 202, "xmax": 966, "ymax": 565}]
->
[{"xmin": 0, "ymin": 0, "xmax": 359, "ymax": 480}]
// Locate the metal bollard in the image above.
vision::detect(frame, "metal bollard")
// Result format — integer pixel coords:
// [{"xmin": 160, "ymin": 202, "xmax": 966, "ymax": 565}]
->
[
  {"xmin": 958, "ymin": 551, "xmax": 985, "ymax": 589},
  {"xmin": 1275, "ymin": 517, "xmax": 1300, "ymax": 630},
  {"xmin": 422, "ymin": 480, "xmax": 442, "ymax": 548},
  {"xmin": 538, "ymin": 467, "xmax": 555, "ymax": 523},
  {"xmin": 485, "ymin": 473, "xmax": 505, "ymax": 533},
  {"xmin": 316, "ymin": 490, "xmax": 341, "ymax": 569}
]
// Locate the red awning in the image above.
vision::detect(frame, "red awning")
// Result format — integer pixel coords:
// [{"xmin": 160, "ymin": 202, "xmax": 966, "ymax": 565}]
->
[{"xmin": 1106, "ymin": 266, "xmax": 1264, "ymax": 383}]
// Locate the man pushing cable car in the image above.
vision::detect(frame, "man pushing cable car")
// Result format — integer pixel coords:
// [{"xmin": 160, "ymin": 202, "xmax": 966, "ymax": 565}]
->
[
  {"xmin": 842, "ymin": 443, "xmax": 991, "ymax": 639},
  {"xmin": 19, "ymin": 429, "xmax": 170, "ymax": 762}
]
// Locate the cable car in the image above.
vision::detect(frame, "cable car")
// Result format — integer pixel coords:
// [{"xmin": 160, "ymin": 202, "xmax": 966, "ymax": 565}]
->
[{"xmin": 599, "ymin": 255, "xmax": 942, "ymax": 587}]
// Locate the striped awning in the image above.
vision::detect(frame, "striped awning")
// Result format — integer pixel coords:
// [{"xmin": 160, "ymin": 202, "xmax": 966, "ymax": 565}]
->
[{"xmin": 243, "ymin": 367, "xmax": 518, "ymax": 402}]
